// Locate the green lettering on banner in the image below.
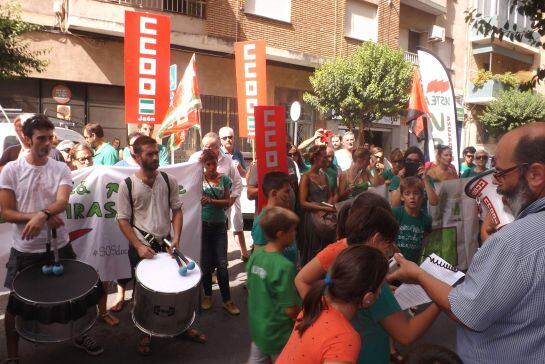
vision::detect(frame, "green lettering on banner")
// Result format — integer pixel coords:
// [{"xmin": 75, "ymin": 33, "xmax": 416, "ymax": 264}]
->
[
  {"xmin": 71, "ymin": 181, "xmax": 91, "ymax": 196},
  {"xmin": 106, "ymin": 183, "xmax": 119, "ymax": 199},
  {"xmin": 66, "ymin": 205, "xmax": 71, "ymax": 219},
  {"xmin": 73, "ymin": 203, "xmax": 85, "ymax": 219},
  {"xmin": 104, "ymin": 202, "xmax": 117, "ymax": 218},
  {"xmin": 87, "ymin": 202, "xmax": 103, "ymax": 218},
  {"xmin": 429, "ymin": 113, "xmax": 445, "ymax": 131}
]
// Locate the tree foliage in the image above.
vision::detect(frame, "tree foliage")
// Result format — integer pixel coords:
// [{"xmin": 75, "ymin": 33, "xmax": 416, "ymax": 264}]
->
[
  {"xmin": 479, "ymin": 90, "xmax": 545, "ymax": 132},
  {"xmin": 304, "ymin": 42, "xmax": 413, "ymax": 144},
  {"xmin": 466, "ymin": 1, "xmax": 545, "ymax": 89},
  {"xmin": 0, "ymin": 0, "xmax": 48, "ymax": 79}
]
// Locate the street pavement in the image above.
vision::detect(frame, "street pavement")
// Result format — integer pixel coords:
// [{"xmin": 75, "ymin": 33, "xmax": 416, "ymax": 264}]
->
[{"xmin": 0, "ymin": 231, "xmax": 457, "ymax": 363}]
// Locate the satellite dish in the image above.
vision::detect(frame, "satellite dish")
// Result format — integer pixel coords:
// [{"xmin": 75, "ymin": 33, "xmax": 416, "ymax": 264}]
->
[{"xmin": 290, "ymin": 101, "xmax": 301, "ymax": 121}]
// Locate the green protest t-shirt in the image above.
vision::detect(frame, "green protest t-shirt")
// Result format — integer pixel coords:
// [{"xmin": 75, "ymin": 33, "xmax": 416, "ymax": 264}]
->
[
  {"xmin": 393, "ymin": 206, "xmax": 432, "ymax": 263},
  {"xmin": 252, "ymin": 209, "xmax": 297, "ymax": 264},
  {"xmin": 247, "ymin": 248, "xmax": 300, "ymax": 355},
  {"xmin": 352, "ymin": 282, "xmax": 402, "ymax": 364},
  {"xmin": 202, "ymin": 174, "xmax": 231, "ymax": 223},
  {"xmin": 460, "ymin": 162, "xmax": 475, "ymax": 175},
  {"xmin": 93, "ymin": 143, "xmax": 119, "ymax": 166},
  {"xmin": 380, "ymin": 169, "xmax": 395, "ymax": 181}
]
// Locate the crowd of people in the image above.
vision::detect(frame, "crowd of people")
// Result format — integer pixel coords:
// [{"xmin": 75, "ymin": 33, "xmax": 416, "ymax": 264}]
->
[{"xmin": 1, "ymin": 115, "xmax": 545, "ymax": 364}]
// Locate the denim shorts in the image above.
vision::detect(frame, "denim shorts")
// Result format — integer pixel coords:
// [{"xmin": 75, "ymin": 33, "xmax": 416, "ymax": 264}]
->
[{"xmin": 4, "ymin": 244, "xmax": 76, "ymax": 290}]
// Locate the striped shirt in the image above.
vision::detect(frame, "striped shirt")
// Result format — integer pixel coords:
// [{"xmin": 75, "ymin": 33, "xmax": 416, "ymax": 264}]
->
[{"xmin": 449, "ymin": 197, "xmax": 545, "ymax": 363}]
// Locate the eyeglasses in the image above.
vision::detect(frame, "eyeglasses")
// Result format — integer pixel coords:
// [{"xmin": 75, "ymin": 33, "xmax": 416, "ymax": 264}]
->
[
  {"xmin": 221, "ymin": 136, "xmax": 234, "ymax": 140},
  {"xmin": 493, "ymin": 163, "xmax": 528, "ymax": 180},
  {"xmin": 76, "ymin": 156, "xmax": 93, "ymax": 163},
  {"xmin": 465, "ymin": 154, "xmax": 475, "ymax": 158},
  {"xmin": 475, "ymin": 155, "xmax": 488, "ymax": 161},
  {"xmin": 288, "ymin": 152, "xmax": 297, "ymax": 157}
]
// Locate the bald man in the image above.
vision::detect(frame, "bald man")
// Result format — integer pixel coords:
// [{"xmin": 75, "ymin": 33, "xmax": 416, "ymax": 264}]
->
[{"xmin": 389, "ymin": 122, "xmax": 545, "ymax": 363}]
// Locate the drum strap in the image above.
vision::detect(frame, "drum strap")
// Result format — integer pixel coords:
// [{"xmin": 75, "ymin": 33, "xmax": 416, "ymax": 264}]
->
[{"xmin": 125, "ymin": 171, "xmax": 171, "ymax": 226}]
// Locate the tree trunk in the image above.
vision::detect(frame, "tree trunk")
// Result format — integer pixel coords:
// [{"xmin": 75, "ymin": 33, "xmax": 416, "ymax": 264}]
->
[{"xmin": 358, "ymin": 121, "xmax": 366, "ymax": 146}]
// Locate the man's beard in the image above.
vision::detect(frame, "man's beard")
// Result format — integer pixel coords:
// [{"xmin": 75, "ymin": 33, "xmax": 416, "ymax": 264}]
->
[
  {"xmin": 497, "ymin": 176, "xmax": 534, "ymax": 217},
  {"xmin": 141, "ymin": 159, "xmax": 159, "ymax": 172}
]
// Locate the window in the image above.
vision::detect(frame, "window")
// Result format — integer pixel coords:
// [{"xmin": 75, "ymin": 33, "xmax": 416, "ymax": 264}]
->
[
  {"xmin": 245, "ymin": 0, "xmax": 291, "ymax": 23},
  {"xmin": 345, "ymin": 0, "xmax": 378, "ymax": 42}
]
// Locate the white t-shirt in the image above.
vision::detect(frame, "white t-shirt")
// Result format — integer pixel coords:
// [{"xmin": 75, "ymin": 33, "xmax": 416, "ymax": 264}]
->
[
  {"xmin": 335, "ymin": 149, "xmax": 353, "ymax": 171},
  {"xmin": 0, "ymin": 158, "xmax": 72, "ymax": 253},
  {"xmin": 116, "ymin": 172, "xmax": 182, "ymax": 244}
]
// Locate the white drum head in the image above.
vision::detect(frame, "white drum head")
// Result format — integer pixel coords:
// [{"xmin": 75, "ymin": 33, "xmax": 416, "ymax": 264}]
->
[{"xmin": 135, "ymin": 253, "xmax": 201, "ymax": 293}]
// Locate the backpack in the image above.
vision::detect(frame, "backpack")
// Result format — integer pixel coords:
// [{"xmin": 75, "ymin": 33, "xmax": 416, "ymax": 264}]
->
[{"xmin": 124, "ymin": 171, "xmax": 171, "ymax": 226}]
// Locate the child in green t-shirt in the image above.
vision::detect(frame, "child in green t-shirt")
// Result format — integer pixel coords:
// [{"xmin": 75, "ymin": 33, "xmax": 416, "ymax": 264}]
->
[
  {"xmin": 393, "ymin": 176, "xmax": 432, "ymax": 263},
  {"xmin": 251, "ymin": 171, "xmax": 297, "ymax": 264},
  {"xmin": 247, "ymin": 206, "xmax": 301, "ymax": 363}
]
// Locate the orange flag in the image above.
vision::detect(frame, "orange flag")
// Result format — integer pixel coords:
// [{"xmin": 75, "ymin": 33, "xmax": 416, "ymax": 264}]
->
[{"xmin": 407, "ymin": 69, "xmax": 429, "ymax": 141}]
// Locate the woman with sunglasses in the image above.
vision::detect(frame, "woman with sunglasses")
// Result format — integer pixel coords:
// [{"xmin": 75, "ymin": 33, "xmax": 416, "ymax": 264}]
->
[
  {"xmin": 461, "ymin": 150, "xmax": 489, "ymax": 178},
  {"xmin": 373, "ymin": 148, "xmax": 404, "ymax": 187}
]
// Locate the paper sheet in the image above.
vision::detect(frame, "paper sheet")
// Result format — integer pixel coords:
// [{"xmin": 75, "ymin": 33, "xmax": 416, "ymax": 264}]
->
[{"xmin": 394, "ymin": 254, "xmax": 465, "ymax": 310}]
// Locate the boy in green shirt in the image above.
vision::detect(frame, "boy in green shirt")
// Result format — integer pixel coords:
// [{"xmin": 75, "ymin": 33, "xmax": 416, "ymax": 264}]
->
[
  {"xmin": 251, "ymin": 171, "xmax": 297, "ymax": 264},
  {"xmin": 392, "ymin": 176, "xmax": 432, "ymax": 263},
  {"xmin": 247, "ymin": 206, "xmax": 301, "ymax": 363}
]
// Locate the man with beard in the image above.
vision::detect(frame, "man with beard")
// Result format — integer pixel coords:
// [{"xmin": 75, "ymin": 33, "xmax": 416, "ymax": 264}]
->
[
  {"xmin": 117, "ymin": 136, "xmax": 205, "ymax": 353},
  {"xmin": 388, "ymin": 122, "xmax": 545, "ymax": 364}
]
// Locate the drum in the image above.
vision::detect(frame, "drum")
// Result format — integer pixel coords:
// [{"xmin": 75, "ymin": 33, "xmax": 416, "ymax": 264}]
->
[
  {"xmin": 10, "ymin": 259, "xmax": 102, "ymax": 343},
  {"xmin": 465, "ymin": 169, "xmax": 515, "ymax": 229},
  {"xmin": 132, "ymin": 252, "xmax": 201, "ymax": 338}
]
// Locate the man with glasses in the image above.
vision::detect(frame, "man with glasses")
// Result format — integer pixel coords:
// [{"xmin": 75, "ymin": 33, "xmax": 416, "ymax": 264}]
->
[
  {"xmin": 0, "ymin": 114, "xmax": 104, "ymax": 361},
  {"xmin": 83, "ymin": 123, "xmax": 119, "ymax": 166},
  {"xmin": 390, "ymin": 122, "xmax": 545, "ymax": 363},
  {"xmin": 460, "ymin": 146, "xmax": 476, "ymax": 176},
  {"xmin": 218, "ymin": 127, "xmax": 249, "ymax": 261},
  {"xmin": 0, "ymin": 114, "xmax": 65, "ymax": 173}
]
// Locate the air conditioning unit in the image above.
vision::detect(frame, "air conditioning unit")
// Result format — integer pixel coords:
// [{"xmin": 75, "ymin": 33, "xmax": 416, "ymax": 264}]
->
[{"xmin": 429, "ymin": 25, "xmax": 445, "ymax": 42}]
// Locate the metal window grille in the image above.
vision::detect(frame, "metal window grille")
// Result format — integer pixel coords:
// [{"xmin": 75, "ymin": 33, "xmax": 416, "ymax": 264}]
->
[{"xmin": 96, "ymin": 0, "xmax": 206, "ymax": 18}]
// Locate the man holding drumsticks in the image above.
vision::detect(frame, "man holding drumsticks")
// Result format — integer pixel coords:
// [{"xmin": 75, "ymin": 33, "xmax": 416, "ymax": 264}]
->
[
  {"xmin": 0, "ymin": 114, "xmax": 103, "ymax": 363},
  {"xmin": 116, "ymin": 135, "xmax": 205, "ymax": 355}
]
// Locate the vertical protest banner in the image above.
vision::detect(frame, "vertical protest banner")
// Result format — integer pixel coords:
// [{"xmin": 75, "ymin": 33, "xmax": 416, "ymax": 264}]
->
[
  {"xmin": 255, "ymin": 106, "xmax": 288, "ymax": 213},
  {"xmin": 417, "ymin": 47, "xmax": 460, "ymax": 171},
  {"xmin": 235, "ymin": 40, "xmax": 267, "ymax": 138},
  {"xmin": 124, "ymin": 11, "xmax": 170, "ymax": 124}
]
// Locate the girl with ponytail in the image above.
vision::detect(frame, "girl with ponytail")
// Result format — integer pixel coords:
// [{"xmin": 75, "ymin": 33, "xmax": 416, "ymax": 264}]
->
[
  {"xmin": 277, "ymin": 245, "xmax": 388, "ymax": 364},
  {"xmin": 295, "ymin": 192, "xmax": 441, "ymax": 364}
]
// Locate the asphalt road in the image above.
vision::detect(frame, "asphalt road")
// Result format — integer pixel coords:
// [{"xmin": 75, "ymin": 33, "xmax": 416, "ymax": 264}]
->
[{"xmin": 0, "ymin": 231, "xmax": 457, "ymax": 363}]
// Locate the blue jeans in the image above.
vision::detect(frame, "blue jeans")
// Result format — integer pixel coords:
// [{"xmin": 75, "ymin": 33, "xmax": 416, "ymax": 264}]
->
[{"xmin": 201, "ymin": 221, "xmax": 231, "ymax": 302}]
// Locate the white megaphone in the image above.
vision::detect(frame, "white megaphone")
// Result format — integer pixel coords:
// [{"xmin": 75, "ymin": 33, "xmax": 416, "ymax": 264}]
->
[{"xmin": 465, "ymin": 169, "xmax": 515, "ymax": 229}]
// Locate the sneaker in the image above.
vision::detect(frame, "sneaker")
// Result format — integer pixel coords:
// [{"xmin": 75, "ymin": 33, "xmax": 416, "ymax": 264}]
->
[
  {"xmin": 223, "ymin": 300, "xmax": 240, "ymax": 315},
  {"xmin": 74, "ymin": 334, "xmax": 104, "ymax": 356},
  {"xmin": 201, "ymin": 295, "xmax": 213, "ymax": 310}
]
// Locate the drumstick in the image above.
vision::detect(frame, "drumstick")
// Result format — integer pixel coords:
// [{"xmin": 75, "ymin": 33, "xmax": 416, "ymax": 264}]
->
[
  {"xmin": 161, "ymin": 239, "xmax": 188, "ymax": 276},
  {"xmin": 51, "ymin": 229, "xmax": 64, "ymax": 276},
  {"xmin": 162, "ymin": 238, "xmax": 196, "ymax": 271},
  {"xmin": 42, "ymin": 229, "xmax": 53, "ymax": 275}
]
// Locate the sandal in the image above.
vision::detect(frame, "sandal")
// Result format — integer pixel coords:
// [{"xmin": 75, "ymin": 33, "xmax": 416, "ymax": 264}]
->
[
  {"xmin": 180, "ymin": 328, "xmax": 206, "ymax": 344},
  {"xmin": 100, "ymin": 312, "xmax": 119, "ymax": 326},
  {"xmin": 390, "ymin": 350, "xmax": 404, "ymax": 364},
  {"xmin": 137, "ymin": 336, "xmax": 152, "ymax": 356},
  {"xmin": 110, "ymin": 299, "xmax": 125, "ymax": 313}
]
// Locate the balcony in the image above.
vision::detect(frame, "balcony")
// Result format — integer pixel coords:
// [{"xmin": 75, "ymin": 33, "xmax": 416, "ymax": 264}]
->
[
  {"xmin": 465, "ymin": 79, "xmax": 505, "ymax": 105},
  {"xmin": 400, "ymin": 0, "xmax": 447, "ymax": 15},
  {"xmin": 470, "ymin": 15, "xmax": 540, "ymax": 50},
  {"xmin": 404, "ymin": 51, "xmax": 419, "ymax": 65},
  {"xmin": 96, "ymin": 0, "xmax": 206, "ymax": 18}
]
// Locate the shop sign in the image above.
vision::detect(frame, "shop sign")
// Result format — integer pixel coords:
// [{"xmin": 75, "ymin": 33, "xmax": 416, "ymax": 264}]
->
[
  {"xmin": 52, "ymin": 85, "xmax": 72, "ymax": 104},
  {"xmin": 255, "ymin": 106, "xmax": 288, "ymax": 213},
  {"xmin": 124, "ymin": 11, "xmax": 170, "ymax": 124},
  {"xmin": 235, "ymin": 40, "xmax": 267, "ymax": 138}
]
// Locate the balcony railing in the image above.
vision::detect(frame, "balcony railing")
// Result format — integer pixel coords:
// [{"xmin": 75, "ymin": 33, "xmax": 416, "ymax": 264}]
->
[
  {"xmin": 466, "ymin": 79, "xmax": 505, "ymax": 104},
  {"xmin": 405, "ymin": 51, "xmax": 419, "ymax": 65},
  {"xmin": 96, "ymin": 0, "xmax": 206, "ymax": 18}
]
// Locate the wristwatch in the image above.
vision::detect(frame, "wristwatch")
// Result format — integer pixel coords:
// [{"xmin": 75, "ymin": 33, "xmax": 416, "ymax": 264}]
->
[{"xmin": 41, "ymin": 209, "xmax": 52, "ymax": 220}]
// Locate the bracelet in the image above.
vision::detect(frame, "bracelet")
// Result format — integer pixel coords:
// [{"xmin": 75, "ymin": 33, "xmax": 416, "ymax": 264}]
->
[{"xmin": 41, "ymin": 209, "xmax": 52, "ymax": 220}]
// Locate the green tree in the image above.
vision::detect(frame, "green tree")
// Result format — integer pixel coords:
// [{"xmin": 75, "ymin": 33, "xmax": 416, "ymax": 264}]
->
[
  {"xmin": 304, "ymin": 42, "xmax": 413, "ymax": 144},
  {"xmin": 0, "ymin": 0, "xmax": 48, "ymax": 79},
  {"xmin": 480, "ymin": 90, "xmax": 545, "ymax": 132}
]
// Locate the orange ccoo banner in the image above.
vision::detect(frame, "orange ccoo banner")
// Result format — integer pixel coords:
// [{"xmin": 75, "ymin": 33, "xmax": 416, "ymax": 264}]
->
[
  {"xmin": 234, "ymin": 40, "xmax": 267, "ymax": 138},
  {"xmin": 124, "ymin": 11, "xmax": 170, "ymax": 124}
]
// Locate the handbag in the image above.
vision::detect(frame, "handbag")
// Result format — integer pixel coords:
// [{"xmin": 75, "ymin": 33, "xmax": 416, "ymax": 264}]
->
[{"xmin": 310, "ymin": 209, "xmax": 337, "ymax": 241}]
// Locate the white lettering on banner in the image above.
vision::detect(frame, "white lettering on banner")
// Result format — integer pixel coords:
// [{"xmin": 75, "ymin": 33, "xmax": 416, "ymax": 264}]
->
[
  {"xmin": 139, "ymin": 37, "xmax": 157, "ymax": 55},
  {"xmin": 266, "ymin": 151, "xmax": 279, "ymax": 167},
  {"xmin": 139, "ymin": 58, "xmax": 156, "ymax": 75},
  {"xmin": 140, "ymin": 17, "xmax": 157, "ymax": 35},
  {"xmin": 243, "ymin": 44, "xmax": 258, "ymax": 134},
  {"xmin": 263, "ymin": 109, "xmax": 279, "ymax": 168},
  {"xmin": 136, "ymin": 16, "xmax": 159, "ymax": 122},
  {"xmin": 263, "ymin": 110, "xmax": 275, "ymax": 126},
  {"xmin": 264, "ymin": 130, "xmax": 276, "ymax": 147}
]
